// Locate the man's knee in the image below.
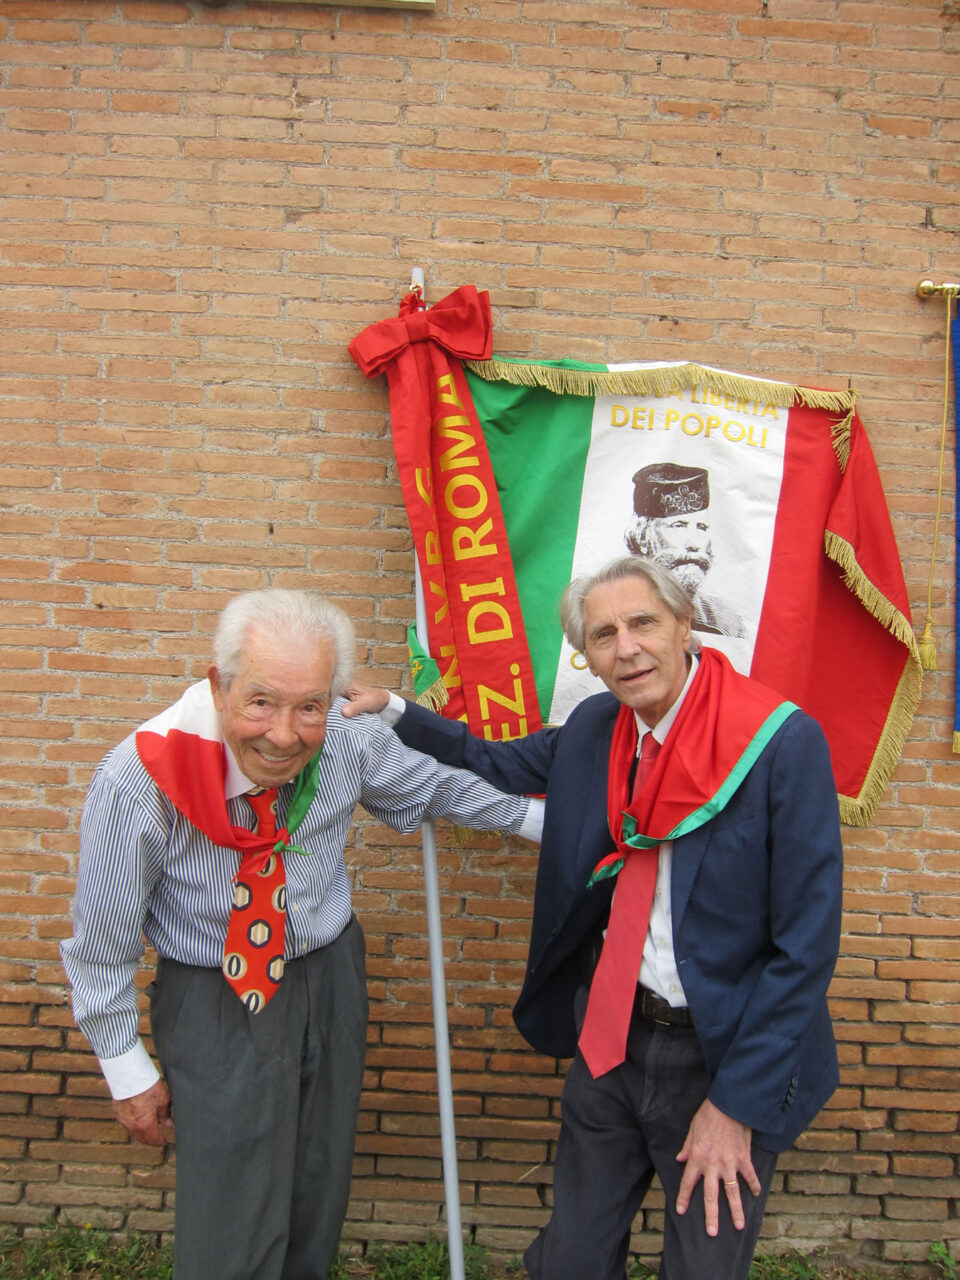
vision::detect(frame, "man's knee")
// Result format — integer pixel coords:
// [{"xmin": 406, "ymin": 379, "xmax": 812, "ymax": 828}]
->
[{"xmin": 524, "ymin": 1220, "xmax": 630, "ymax": 1280}]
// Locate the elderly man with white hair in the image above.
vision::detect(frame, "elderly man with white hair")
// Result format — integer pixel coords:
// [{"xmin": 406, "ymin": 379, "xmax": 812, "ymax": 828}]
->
[{"xmin": 62, "ymin": 589, "xmax": 540, "ymax": 1280}]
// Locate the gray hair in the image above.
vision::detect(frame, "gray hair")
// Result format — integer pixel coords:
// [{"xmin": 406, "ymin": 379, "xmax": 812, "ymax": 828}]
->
[
  {"xmin": 559, "ymin": 556, "xmax": 698, "ymax": 654},
  {"xmin": 213, "ymin": 589, "xmax": 356, "ymax": 694}
]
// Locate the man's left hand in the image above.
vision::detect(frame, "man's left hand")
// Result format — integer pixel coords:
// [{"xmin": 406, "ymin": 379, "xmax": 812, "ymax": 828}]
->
[
  {"xmin": 112, "ymin": 1078, "xmax": 173, "ymax": 1148},
  {"xmin": 341, "ymin": 686, "xmax": 390, "ymax": 717},
  {"xmin": 675, "ymin": 1097, "xmax": 761, "ymax": 1236}
]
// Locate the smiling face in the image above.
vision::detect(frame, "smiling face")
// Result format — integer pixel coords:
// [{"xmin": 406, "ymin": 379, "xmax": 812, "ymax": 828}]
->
[
  {"xmin": 582, "ymin": 574, "xmax": 692, "ymax": 728},
  {"xmin": 209, "ymin": 625, "xmax": 334, "ymax": 788}
]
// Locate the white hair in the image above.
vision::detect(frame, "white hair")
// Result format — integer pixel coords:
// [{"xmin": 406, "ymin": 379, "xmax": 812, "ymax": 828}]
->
[{"xmin": 213, "ymin": 589, "xmax": 356, "ymax": 694}]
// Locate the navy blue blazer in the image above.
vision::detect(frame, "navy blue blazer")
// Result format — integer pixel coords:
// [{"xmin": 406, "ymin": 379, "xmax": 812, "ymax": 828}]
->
[{"xmin": 395, "ymin": 680, "xmax": 843, "ymax": 1152}]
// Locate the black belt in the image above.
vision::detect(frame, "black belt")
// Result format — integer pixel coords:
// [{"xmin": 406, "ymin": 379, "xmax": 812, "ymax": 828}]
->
[{"xmin": 635, "ymin": 984, "xmax": 694, "ymax": 1028}]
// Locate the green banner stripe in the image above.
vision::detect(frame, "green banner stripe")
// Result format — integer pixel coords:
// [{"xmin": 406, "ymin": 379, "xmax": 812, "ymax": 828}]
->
[
  {"xmin": 622, "ymin": 703, "xmax": 799, "ymax": 848},
  {"xmin": 465, "ymin": 368, "xmax": 594, "ymax": 721}
]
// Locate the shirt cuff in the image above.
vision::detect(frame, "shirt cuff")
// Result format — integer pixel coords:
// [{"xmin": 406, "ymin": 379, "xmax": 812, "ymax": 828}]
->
[
  {"xmin": 382, "ymin": 692, "xmax": 407, "ymax": 727},
  {"xmin": 98, "ymin": 1040, "xmax": 160, "ymax": 1100},
  {"xmin": 517, "ymin": 796, "xmax": 545, "ymax": 843}
]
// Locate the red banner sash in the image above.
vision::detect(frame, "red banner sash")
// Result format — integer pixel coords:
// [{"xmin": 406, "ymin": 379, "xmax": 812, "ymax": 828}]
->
[{"xmin": 350, "ymin": 288, "xmax": 542, "ymax": 742}]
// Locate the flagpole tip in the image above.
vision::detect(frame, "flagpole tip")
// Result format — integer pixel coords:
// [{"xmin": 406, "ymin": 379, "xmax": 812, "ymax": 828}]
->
[{"xmin": 917, "ymin": 278, "xmax": 960, "ymax": 298}]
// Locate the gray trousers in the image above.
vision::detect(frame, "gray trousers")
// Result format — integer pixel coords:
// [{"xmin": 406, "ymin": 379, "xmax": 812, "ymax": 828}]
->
[
  {"xmin": 150, "ymin": 916, "xmax": 368, "ymax": 1280},
  {"xmin": 525, "ymin": 988, "xmax": 778, "ymax": 1280}
]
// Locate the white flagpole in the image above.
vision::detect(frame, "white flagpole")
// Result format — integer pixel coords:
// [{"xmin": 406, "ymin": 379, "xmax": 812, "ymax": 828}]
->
[{"xmin": 409, "ymin": 266, "xmax": 466, "ymax": 1280}]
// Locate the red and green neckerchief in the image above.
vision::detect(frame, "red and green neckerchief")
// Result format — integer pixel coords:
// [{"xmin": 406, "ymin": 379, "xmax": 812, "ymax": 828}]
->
[
  {"xmin": 135, "ymin": 679, "xmax": 321, "ymax": 873},
  {"xmin": 591, "ymin": 647, "xmax": 798, "ymax": 886}
]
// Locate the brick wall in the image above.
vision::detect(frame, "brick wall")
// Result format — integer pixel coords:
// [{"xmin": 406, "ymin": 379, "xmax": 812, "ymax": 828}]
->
[{"xmin": 1, "ymin": 0, "xmax": 959, "ymax": 1268}]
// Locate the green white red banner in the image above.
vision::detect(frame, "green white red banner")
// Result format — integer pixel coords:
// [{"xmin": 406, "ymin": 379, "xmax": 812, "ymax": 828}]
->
[{"xmin": 350, "ymin": 288, "xmax": 922, "ymax": 826}]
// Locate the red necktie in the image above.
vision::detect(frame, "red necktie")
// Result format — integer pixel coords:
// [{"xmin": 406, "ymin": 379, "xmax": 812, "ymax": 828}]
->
[
  {"xmin": 579, "ymin": 733, "xmax": 661, "ymax": 1078},
  {"xmin": 222, "ymin": 788, "xmax": 286, "ymax": 1013}
]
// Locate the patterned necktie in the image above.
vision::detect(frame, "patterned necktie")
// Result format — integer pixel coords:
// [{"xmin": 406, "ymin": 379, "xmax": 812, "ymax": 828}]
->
[
  {"xmin": 222, "ymin": 787, "xmax": 286, "ymax": 1013},
  {"xmin": 579, "ymin": 733, "xmax": 661, "ymax": 1078}
]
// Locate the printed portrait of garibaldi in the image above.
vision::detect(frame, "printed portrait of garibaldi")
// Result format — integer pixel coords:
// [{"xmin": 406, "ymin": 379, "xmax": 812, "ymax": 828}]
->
[{"xmin": 624, "ymin": 462, "xmax": 747, "ymax": 640}]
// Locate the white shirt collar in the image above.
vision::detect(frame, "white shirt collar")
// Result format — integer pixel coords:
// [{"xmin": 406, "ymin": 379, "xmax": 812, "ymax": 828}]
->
[
  {"xmin": 223, "ymin": 742, "xmax": 258, "ymax": 800},
  {"xmin": 634, "ymin": 652, "xmax": 699, "ymax": 749}
]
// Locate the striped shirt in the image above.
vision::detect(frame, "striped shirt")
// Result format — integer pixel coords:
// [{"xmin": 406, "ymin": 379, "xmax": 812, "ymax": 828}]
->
[{"xmin": 61, "ymin": 698, "xmax": 532, "ymax": 1097}]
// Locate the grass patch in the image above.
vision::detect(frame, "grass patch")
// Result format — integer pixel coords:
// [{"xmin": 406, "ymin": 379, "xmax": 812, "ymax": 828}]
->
[
  {"xmin": 748, "ymin": 1252, "xmax": 899, "ymax": 1279},
  {"xmin": 355, "ymin": 1237, "xmax": 495, "ymax": 1279},
  {"xmin": 0, "ymin": 1225, "xmax": 953, "ymax": 1279},
  {"xmin": 0, "ymin": 1223, "xmax": 172, "ymax": 1279}
]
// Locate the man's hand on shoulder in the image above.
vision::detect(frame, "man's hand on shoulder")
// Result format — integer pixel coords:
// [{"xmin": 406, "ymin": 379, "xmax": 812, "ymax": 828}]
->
[
  {"xmin": 675, "ymin": 1097, "xmax": 761, "ymax": 1236},
  {"xmin": 113, "ymin": 1078, "xmax": 173, "ymax": 1147},
  {"xmin": 341, "ymin": 686, "xmax": 391, "ymax": 718}
]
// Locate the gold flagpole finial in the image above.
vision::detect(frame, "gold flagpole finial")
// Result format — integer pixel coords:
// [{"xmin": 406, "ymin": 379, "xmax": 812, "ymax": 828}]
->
[{"xmin": 917, "ymin": 279, "xmax": 960, "ymax": 299}]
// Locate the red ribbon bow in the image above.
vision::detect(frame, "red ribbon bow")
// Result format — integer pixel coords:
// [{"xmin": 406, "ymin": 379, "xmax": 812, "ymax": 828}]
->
[{"xmin": 348, "ymin": 284, "xmax": 492, "ymax": 377}]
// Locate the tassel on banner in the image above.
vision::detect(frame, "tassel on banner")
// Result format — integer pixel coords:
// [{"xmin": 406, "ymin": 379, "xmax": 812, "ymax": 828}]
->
[
  {"xmin": 408, "ymin": 626, "xmax": 448, "ymax": 713},
  {"xmin": 917, "ymin": 617, "xmax": 937, "ymax": 672}
]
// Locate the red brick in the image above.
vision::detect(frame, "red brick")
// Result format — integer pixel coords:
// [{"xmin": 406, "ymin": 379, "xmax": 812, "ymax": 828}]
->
[{"xmin": 0, "ymin": 0, "xmax": 958, "ymax": 1263}]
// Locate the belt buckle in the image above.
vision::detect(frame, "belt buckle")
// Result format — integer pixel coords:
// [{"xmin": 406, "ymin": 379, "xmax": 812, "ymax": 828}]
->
[{"xmin": 640, "ymin": 988, "xmax": 674, "ymax": 1027}]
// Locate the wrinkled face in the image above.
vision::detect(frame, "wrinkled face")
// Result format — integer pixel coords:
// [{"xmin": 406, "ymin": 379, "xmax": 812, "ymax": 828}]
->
[
  {"xmin": 582, "ymin": 575, "xmax": 692, "ymax": 728},
  {"xmin": 648, "ymin": 512, "xmax": 713, "ymax": 595},
  {"xmin": 210, "ymin": 626, "xmax": 334, "ymax": 788}
]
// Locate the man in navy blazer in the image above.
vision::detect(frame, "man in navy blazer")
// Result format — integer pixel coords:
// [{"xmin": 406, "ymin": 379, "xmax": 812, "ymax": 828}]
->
[{"xmin": 343, "ymin": 556, "xmax": 843, "ymax": 1280}]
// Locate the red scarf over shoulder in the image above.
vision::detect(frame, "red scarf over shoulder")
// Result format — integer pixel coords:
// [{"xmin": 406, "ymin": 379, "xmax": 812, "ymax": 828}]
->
[
  {"xmin": 591, "ymin": 648, "xmax": 799, "ymax": 885},
  {"xmin": 135, "ymin": 680, "xmax": 321, "ymax": 873}
]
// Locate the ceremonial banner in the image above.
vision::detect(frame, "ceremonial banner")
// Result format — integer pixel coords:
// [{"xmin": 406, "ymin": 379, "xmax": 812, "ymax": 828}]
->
[{"xmin": 351, "ymin": 291, "xmax": 922, "ymax": 826}]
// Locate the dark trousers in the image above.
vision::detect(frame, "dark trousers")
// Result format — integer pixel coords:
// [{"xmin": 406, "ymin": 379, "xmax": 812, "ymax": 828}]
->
[
  {"xmin": 150, "ymin": 916, "xmax": 368, "ymax": 1280},
  {"xmin": 525, "ymin": 990, "xmax": 778, "ymax": 1280}
]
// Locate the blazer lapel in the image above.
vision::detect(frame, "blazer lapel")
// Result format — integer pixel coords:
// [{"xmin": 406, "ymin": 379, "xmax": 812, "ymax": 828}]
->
[
  {"xmin": 564, "ymin": 698, "xmax": 620, "ymax": 901},
  {"xmin": 670, "ymin": 821, "xmax": 713, "ymax": 928}
]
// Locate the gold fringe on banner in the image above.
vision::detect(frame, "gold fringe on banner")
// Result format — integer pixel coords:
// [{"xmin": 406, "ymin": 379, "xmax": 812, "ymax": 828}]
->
[
  {"xmin": 466, "ymin": 359, "xmax": 858, "ymax": 464},
  {"xmin": 415, "ymin": 675, "xmax": 448, "ymax": 713},
  {"xmin": 823, "ymin": 530, "xmax": 924, "ymax": 826},
  {"xmin": 408, "ymin": 625, "xmax": 450, "ymax": 712}
]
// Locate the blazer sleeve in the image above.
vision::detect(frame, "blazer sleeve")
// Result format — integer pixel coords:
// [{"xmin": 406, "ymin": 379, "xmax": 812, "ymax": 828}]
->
[
  {"xmin": 701, "ymin": 711, "xmax": 843, "ymax": 1139},
  {"xmin": 394, "ymin": 698, "xmax": 561, "ymax": 796}
]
